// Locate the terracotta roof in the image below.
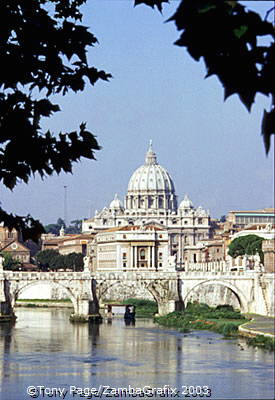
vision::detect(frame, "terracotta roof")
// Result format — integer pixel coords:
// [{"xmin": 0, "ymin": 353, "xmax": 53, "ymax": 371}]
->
[{"xmin": 100, "ymin": 225, "xmax": 164, "ymax": 233}]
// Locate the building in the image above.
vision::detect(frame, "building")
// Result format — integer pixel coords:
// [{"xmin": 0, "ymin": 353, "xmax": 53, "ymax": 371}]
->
[
  {"xmin": 0, "ymin": 225, "xmax": 31, "ymax": 263},
  {"xmin": 83, "ymin": 142, "xmax": 211, "ymax": 268},
  {"xmin": 227, "ymin": 208, "xmax": 275, "ymax": 227},
  {"xmin": 183, "ymin": 239, "xmax": 225, "ymax": 265},
  {"xmin": 42, "ymin": 233, "xmax": 95, "ymax": 256},
  {"xmin": 90, "ymin": 224, "xmax": 172, "ymax": 272}
]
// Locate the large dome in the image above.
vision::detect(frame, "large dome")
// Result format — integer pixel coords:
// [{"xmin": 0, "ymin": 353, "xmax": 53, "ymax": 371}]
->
[{"xmin": 125, "ymin": 142, "xmax": 177, "ymax": 211}]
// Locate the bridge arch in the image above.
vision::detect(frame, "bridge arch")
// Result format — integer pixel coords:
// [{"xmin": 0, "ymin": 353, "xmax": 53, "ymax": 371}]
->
[
  {"xmin": 182, "ymin": 279, "xmax": 249, "ymax": 313},
  {"xmin": 11, "ymin": 280, "xmax": 78, "ymax": 314},
  {"xmin": 96, "ymin": 279, "xmax": 155, "ymax": 303}
]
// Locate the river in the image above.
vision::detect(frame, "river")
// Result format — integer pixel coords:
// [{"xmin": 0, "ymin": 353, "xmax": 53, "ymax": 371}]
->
[{"xmin": 0, "ymin": 308, "xmax": 274, "ymax": 400}]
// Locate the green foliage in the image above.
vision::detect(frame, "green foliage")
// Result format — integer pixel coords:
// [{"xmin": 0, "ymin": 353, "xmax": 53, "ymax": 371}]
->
[
  {"xmin": 63, "ymin": 252, "xmax": 84, "ymax": 271},
  {"xmin": 36, "ymin": 249, "xmax": 60, "ymax": 268},
  {"xmin": 228, "ymin": 235, "xmax": 264, "ymax": 261},
  {"xmin": 246, "ymin": 335, "xmax": 275, "ymax": 352},
  {"xmin": 36, "ymin": 249, "xmax": 83, "ymax": 270},
  {"xmin": 0, "ymin": 251, "xmax": 20, "ymax": 270},
  {"xmin": 154, "ymin": 302, "xmax": 247, "ymax": 336},
  {"xmin": 123, "ymin": 298, "xmax": 158, "ymax": 317},
  {"xmin": 44, "ymin": 218, "xmax": 82, "ymax": 235},
  {"xmin": 136, "ymin": 0, "xmax": 275, "ymax": 153},
  {"xmin": 66, "ymin": 220, "xmax": 82, "ymax": 234},
  {"xmin": 0, "ymin": 0, "xmax": 111, "ymax": 239}
]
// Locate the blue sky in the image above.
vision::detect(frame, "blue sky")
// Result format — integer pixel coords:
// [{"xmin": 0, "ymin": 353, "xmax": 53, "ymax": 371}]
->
[{"xmin": 1, "ymin": 0, "xmax": 274, "ymax": 225}]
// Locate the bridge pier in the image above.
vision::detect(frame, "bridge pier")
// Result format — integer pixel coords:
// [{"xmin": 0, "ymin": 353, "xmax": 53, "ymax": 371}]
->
[
  {"xmin": 70, "ymin": 299, "xmax": 101, "ymax": 323},
  {"xmin": 0, "ymin": 279, "xmax": 16, "ymax": 322},
  {"xmin": 157, "ymin": 300, "xmax": 184, "ymax": 316}
]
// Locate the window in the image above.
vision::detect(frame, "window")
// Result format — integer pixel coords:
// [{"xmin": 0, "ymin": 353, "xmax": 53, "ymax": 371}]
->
[
  {"xmin": 123, "ymin": 234, "xmax": 127, "ymax": 239},
  {"xmin": 159, "ymin": 234, "xmax": 163, "ymax": 238},
  {"xmin": 198, "ymin": 218, "xmax": 202, "ymax": 224},
  {"xmin": 159, "ymin": 263, "xmax": 162, "ymax": 267},
  {"xmin": 140, "ymin": 249, "xmax": 146, "ymax": 260},
  {"xmin": 123, "ymin": 262, "xmax": 127, "ymax": 268},
  {"xmin": 122, "ymin": 252, "xmax": 127, "ymax": 260},
  {"xmin": 159, "ymin": 252, "xmax": 163, "ymax": 260}
]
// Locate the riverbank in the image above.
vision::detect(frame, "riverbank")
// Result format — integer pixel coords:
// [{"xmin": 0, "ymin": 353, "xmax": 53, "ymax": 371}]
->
[
  {"xmin": 154, "ymin": 303, "xmax": 275, "ymax": 351},
  {"xmin": 15, "ymin": 299, "xmax": 73, "ymax": 308}
]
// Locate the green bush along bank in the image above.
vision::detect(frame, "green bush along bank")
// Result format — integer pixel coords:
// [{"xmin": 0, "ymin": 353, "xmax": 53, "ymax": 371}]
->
[{"xmin": 154, "ymin": 302, "xmax": 274, "ymax": 351}]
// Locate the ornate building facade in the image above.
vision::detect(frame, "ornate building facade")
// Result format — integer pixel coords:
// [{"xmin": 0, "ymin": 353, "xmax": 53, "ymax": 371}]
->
[{"xmin": 83, "ymin": 142, "xmax": 211, "ymax": 268}]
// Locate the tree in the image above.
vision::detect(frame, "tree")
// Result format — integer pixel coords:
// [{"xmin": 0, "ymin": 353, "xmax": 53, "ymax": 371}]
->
[
  {"xmin": 44, "ymin": 218, "xmax": 82, "ymax": 234},
  {"xmin": 0, "ymin": 0, "xmax": 111, "ymax": 240},
  {"xmin": 228, "ymin": 234, "xmax": 264, "ymax": 261},
  {"xmin": 36, "ymin": 249, "xmax": 83, "ymax": 270},
  {"xmin": 64, "ymin": 252, "xmax": 84, "ymax": 271},
  {"xmin": 0, "ymin": 252, "xmax": 20, "ymax": 270},
  {"xmin": 136, "ymin": 0, "xmax": 274, "ymax": 153},
  {"xmin": 36, "ymin": 249, "xmax": 60, "ymax": 269},
  {"xmin": 66, "ymin": 219, "xmax": 82, "ymax": 234},
  {"xmin": 44, "ymin": 218, "xmax": 66, "ymax": 235}
]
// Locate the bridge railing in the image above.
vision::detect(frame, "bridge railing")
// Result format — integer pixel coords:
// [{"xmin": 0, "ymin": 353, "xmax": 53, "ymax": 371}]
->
[
  {"xmin": 1, "ymin": 271, "xmax": 90, "ymax": 280},
  {"xmin": 185, "ymin": 261, "xmax": 230, "ymax": 273}
]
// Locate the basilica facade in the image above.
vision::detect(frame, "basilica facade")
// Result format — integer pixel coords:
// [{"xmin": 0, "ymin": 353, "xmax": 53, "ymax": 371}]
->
[{"xmin": 83, "ymin": 142, "xmax": 211, "ymax": 269}]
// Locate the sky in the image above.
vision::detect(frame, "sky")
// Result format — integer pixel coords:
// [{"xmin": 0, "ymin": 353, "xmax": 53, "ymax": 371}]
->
[{"xmin": 0, "ymin": 0, "xmax": 274, "ymax": 226}]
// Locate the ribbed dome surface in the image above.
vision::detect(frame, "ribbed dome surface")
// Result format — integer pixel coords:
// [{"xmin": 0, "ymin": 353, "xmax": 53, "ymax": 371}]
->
[
  {"xmin": 127, "ymin": 142, "xmax": 175, "ymax": 194},
  {"xmin": 128, "ymin": 164, "xmax": 175, "ymax": 192}
]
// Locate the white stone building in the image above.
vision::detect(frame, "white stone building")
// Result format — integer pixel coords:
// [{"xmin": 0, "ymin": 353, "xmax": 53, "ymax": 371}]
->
[
  {"xmin": 83, "ymin": 142, "xmax": 211, "ymax": 268},
  {"xmin": 90, "ymin": 225, "xmax": 171, "ymax": 272}
]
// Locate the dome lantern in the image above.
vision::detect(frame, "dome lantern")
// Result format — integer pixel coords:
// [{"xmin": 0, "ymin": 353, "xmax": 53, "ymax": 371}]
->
[{"xmin": 145, "ymin": 140, "xmax": 157, "ymax": 165}]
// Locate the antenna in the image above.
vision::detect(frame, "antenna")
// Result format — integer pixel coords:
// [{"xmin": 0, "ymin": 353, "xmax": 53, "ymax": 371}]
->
[{"xmin": 64, "ymin": 185, "xmax": 68, "ymax": 226}]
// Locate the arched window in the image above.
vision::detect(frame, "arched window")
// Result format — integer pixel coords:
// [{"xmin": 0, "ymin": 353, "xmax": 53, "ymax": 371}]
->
[{"xmin": 140, "ymin": 249, "xmax": 146, "ymax": 260}]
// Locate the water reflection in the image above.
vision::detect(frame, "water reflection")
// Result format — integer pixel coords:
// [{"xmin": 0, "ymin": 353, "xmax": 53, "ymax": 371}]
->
[{"xmin": 0, "ymin": 308, "xmax": 274, "ymax": 400}]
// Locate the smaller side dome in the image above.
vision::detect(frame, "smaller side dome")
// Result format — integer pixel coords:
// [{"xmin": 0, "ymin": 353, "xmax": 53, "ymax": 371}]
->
[
  {"xmin": 109, "ymin": 194, "xmax": 124, "ymax": 211},
  {"xmin": 179, "ymin": 194, "xmax": 194, "ymax": 209}
]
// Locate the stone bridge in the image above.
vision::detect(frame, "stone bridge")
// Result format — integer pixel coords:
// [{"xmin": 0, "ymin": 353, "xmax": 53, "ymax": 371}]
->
[
  {"xmin": 0, "ymin": 270, "xmax": 98, "ymax": 322},
  {"xmin": 93, "ymin": 263, "xmax": 274, "ymax": 317},
  {"xmin": 93, "ymin": 271, "xmax": 182, "ymax": 315},
  {"xmin": 0, "ymin": 262, "xmax": 274, "ymax": 321}
]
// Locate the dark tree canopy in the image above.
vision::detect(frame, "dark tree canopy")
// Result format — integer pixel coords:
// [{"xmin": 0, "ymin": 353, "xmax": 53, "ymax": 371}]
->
[
  {"xmin": 0, "ymin": 251, "xmax": 20, "ymax": 270},
  {"xmin": 0, "ymin": 0, "xmax": 111, "ymax": 240},
  {"xmin": 228, "ymin": 234, "xmax": 264, "ymax": 261},
  {"xmin": 136, "ymin": 0, "xmax": 274, "ymax": 153},
  {"xmin": 44, "ymin": 218, "xmax": 82, "ymax": 234},
  {"xmin": 36, "ymin": 249, "xmax": 83, "ymax": 270}
]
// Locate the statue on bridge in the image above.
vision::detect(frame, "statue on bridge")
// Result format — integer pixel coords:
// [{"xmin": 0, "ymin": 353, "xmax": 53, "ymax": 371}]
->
[
  {"xmin": 168, "ymin": 255, "xmax": 176, "ymax": 268},
  {"xmin": 83, "ymin": 256, "xmax": 91, "ymax": 273},
  {"xmin": 0, "ymin": 254, "xmax": 3, "ymax": 271}
]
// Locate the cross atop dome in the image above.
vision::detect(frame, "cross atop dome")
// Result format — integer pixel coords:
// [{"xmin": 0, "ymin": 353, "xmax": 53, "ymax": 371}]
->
[{"xmin": 145, "ymin": 140, "xmax": 157, "ymax": 165}]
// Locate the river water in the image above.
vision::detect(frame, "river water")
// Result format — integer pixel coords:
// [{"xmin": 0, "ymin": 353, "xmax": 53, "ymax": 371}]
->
[{"xmin": 0, "ymin": 308, "xmax": 274, "ymax": 400}]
